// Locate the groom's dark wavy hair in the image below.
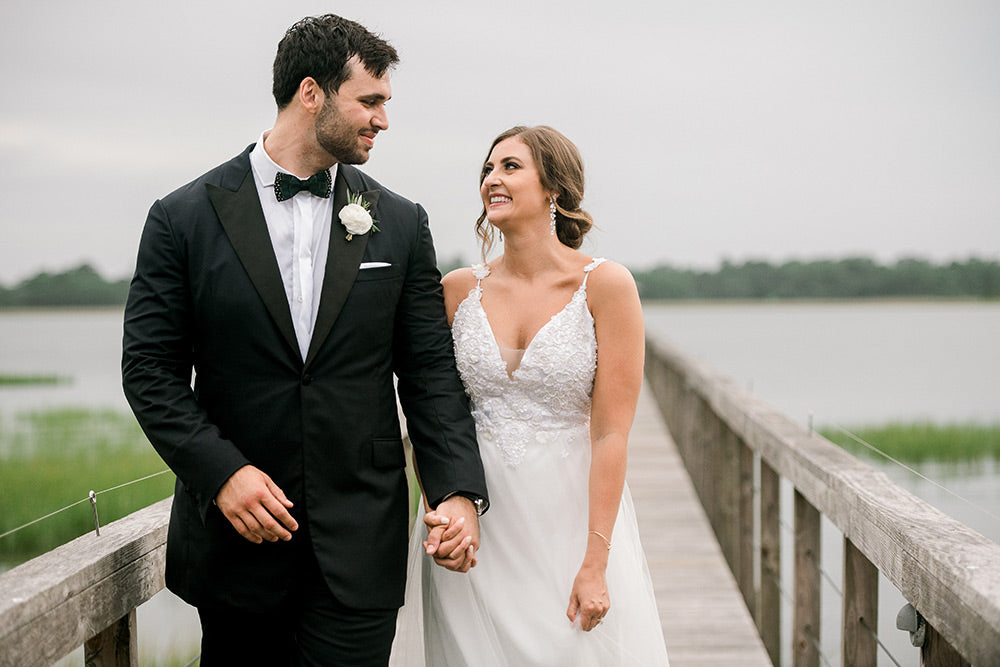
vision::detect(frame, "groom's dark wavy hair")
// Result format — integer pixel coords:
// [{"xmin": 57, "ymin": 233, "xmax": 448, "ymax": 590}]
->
[{"xmin": 272, "ymin": 15, "xmax": 399, "ymax": 110}]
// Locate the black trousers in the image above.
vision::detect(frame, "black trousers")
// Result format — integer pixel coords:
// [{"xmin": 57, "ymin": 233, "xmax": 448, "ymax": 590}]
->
[{"xmin": 197, "ymin": 548, "xmax": 398, "ymax": 666}]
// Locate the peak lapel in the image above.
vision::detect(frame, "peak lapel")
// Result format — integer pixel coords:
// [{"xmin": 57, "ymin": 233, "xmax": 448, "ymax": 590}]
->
[
  {"xmin": 304, "ymin": 167, "xmax": 381, "ymax": 369},
  {"xmin": 207, "ymin": 171, "xmax": 299, "ymax": 359}
]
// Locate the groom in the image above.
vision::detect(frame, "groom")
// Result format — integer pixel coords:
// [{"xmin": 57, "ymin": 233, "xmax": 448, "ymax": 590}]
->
[{"xmin": 122, "ymin": 15, "xmax": 487, "ymax": 665}]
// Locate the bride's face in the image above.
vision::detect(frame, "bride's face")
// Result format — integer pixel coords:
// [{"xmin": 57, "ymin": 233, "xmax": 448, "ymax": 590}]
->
[{"xmin": 480, "ymin": 137, "xmax": 551, "ymax": 230}]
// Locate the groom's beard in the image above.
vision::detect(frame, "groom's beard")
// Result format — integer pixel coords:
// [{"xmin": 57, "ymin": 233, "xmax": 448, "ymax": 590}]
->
[{"xmin": 315, "ymin": 98, "xmax": 371, "ymax": 165}]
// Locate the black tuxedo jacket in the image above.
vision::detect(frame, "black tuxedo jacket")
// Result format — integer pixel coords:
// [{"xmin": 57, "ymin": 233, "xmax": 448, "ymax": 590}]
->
[{"xmin": 122, "ymin": 145, "xmax": 487, "ymax": 610}]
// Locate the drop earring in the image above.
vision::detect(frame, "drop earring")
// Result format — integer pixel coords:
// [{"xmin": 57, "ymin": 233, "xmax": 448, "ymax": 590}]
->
[{"xmin": 549, "ymin": 198, "xmax": 557, "ymax": 235}]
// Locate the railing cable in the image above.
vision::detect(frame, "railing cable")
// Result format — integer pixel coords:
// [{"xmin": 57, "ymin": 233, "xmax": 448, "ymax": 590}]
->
[
  {"xmin": 833, "ymin": 426, "xmax": 1000, "ymax": 524},
  {"xmin": 780, "ymin": 515, "xmax": 846, "ymax": 600},
  {"xmin": 761, "ymin": 566, "xmax": 796, "ymax": 606},
  {"xmin": 806, "ymin": 549, "xmax": 843, "ymax": 598},
  {"xmin": 95, "ymin": 469, "xmax": 171, "ymax": 496},
  {"xmin": 806, "ymin": 630, "xmax": 836, "ymax": 667},
  {"xmin": 0, "ymin": 468, "xmax": 171, "ymax": 542},
  {"xmin": 0, "ymin": 496, "xmax": 91, "ymax": 541},
  {"xmin": 859, "ymin": 616, "xmax": 905, "ymax": 667}
]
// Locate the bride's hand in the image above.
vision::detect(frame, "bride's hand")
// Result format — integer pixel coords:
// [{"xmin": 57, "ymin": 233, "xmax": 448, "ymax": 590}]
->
[
  {"xmin": 422, "ymin": 509, "xmax": 450, "ymax": 534},
  {"xmin": 421, "ymin": 510, "xmax": 449, "ymax": 554},
  {"xmin": 422, "ymin": 499, "xmax": 479, "ymax": 572},
  {"xmin": 566, "ymin": 565, "xmax": 610, "ymax": 632}
]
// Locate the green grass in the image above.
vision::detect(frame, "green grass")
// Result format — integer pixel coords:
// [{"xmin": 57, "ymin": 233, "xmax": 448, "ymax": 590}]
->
[
  {"xmin": 0, "ymin": 373, "xmax": 67, "ymax": 386},
  {"xmin": 822, "ymin": 421, "xmax": 1000, "ymax": 463},
  {"xmin": 0, "ymin": 408, "xmax": 174, "ymax": 566}
]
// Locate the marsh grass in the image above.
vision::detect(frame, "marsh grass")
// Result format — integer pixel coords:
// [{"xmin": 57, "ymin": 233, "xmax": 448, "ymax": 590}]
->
[
  {"xmin": 0, "ymin": 407, "xmax": 173, "ymax": 566},
  {"xmin": 822, "ymin": 421, "xmax": 1000, "ymax": 463},
  {"xmin": 0, "ymin": 373, "xmax": 67, "ymax": 385}
]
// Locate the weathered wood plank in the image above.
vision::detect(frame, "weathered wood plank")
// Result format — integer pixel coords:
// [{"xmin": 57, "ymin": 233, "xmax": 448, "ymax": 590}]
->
[
  {"xmin": 646, "ymin": 335, "xmax": 1000, "ymax": 665},
  {"xmin": 922, "ymin": 623, "xmax": 971, "ymax": 667},
  {"xmin": 793, "ymin": 491, "xmax": 821, "ymax": 667},
  {"xmin": 629, "ymin": 384, "xmax": 772, "ymax": 666},
  {"xmin": 717, "ymin": 421, "xmax": 740, "ymax": 574},
  {"xmin": 842, "ymin": 537, "xmax": 878, "ymax": 667},
  {"xmin": 0, "ymin": 498, "xmax": 170, "ymax": 667},
  {"xmin": 737, "ymin": 438, "xmax": 756, "ymax": 619},
  {"xmin": 84, "ymin": 610, "xmax": 137, "ymax": 667},
  {"xmin": 759, "ymin": 460, "xmax": 781, "ymax": 666}
]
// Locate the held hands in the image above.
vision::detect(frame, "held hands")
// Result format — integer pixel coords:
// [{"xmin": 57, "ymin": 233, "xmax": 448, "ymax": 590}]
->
[
  {"xmin": 422, "ymin": 496, "xmax": 480, "ymax": 572},
  {"xmin": 215, "ymin": 465, "xmax": 298, "ymax": 544},
  {"xmin": 566, "ymin": 565, "xmax": 610, "ymax": 632}
]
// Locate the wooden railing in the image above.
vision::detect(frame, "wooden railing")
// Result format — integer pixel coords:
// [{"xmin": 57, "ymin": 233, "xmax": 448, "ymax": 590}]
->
[
  {"xmin": 0, "ymin": 420, "xmax": 417, "ymax": 666},
  {"xmin": 0, "ymin": 498, "xmax": 171, "ymax": 667},
  {"xmin": 645, "ymin": 334, "xmax": 1000, "ymax": 666}
]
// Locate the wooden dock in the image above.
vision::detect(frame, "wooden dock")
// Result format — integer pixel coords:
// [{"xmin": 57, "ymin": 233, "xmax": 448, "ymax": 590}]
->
[{"xmin": 628, "ymin": 383, "xmax": 772, "ymax": 666}]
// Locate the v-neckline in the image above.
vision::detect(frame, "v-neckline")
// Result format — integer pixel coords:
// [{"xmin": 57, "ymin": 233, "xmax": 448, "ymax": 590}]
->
[{"xmin": 473, "ymin": 287, "xmax": 584, "ymax": 380}]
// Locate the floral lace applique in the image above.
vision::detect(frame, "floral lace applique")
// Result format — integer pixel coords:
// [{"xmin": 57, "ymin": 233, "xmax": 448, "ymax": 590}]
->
[{"xmin": 471, "ymin": 263, "xmax": 491, "ymax": 280}]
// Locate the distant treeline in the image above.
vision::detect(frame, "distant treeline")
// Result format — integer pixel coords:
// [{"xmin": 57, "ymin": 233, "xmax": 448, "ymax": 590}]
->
[
  {"xmin": 0, "ymin": 265, "xmax": 130, "ymax": 308},
  {"xmin": 632, "ymin": 256, "xmax": 1000, "ymax": 300},
  {"xmin": 1, "ymin": 257, "xmax": 998, "ymax": 308}
]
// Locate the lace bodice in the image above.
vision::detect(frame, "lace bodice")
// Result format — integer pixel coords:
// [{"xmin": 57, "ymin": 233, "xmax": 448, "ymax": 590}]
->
[{"xmin": 452, "ymin": 258, "xmax": 607, "ymax": 466}]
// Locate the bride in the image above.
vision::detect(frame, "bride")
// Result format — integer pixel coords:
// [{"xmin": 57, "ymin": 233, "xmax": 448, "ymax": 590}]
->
[{"xmin": 391, "ymin": 125, "xmax": 669, "ymax": 665}]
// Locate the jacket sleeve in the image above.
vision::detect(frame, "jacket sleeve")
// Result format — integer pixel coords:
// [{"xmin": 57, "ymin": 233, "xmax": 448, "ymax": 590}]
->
[
  {"xmin": 121, "ymin": 198, "xmax": 250, "ymax": 521},
  {"xmin": 391, "ymin": 202, "xmax": 489, "ymax": 510}
]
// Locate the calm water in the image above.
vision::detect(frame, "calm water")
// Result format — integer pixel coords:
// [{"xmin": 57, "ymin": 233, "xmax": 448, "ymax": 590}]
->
[
  {"xmin": 644, "ymin": 300, "xmax": 1000, "ymax": 666},
  {"xmin": 2, "ymin": 303, "xmax": 998, "ymax": 664},
  {"xmin": 644, "ymin": 300, "xmax": 1000, "ymax": 425}
]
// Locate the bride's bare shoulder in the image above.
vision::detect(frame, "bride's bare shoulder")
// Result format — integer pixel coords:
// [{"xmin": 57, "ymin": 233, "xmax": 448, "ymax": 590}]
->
[
  {"xmin": 442, "ymin": 266, "xmax": 483, "ymax": 320},
  {"xmin": 586, "ymin": 260, "xmax": 640, "ymax": 308},
  {"xmin": 442, "ymin": 266, "xmax": 480, "ymax": 294}
]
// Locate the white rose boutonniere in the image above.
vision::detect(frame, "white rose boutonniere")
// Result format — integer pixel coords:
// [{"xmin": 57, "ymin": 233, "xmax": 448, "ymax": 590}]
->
[{"xmin": 339, "ymin": 192, "xmax": 380, "ymax": 241}]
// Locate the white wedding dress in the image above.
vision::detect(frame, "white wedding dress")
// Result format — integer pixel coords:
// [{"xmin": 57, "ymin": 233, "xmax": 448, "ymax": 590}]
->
[{"xmin": 391, "ymin": 259, "xmax": 669, "ymax": 666}]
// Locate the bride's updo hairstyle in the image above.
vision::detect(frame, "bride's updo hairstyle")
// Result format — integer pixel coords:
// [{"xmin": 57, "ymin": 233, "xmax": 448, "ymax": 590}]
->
[{"xmin": 476, "ymin": 125, "xmax": 594, "ymax": 258}]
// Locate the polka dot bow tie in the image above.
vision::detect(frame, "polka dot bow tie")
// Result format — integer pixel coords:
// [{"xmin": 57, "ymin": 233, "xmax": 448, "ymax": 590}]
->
[{"xmin": 274, "ymin": 170, "xmax": 332, "ymax": 202}]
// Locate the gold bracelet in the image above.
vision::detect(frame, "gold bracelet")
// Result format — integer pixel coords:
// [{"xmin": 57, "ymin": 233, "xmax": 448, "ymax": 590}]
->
[{"xmin": 589, "ymin": 530, "xmax": 611, "ymax": 551}]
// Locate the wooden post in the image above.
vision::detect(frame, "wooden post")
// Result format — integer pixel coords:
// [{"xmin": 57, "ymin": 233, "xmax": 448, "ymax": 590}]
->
[
  {"xmin": 842, "ymin": 537, "xmax": 878, "ymax": 667},
  {"xmin": 759, "ymin": 460, "xmax": 781, "ymax": 666},
  {"xmin": 718, "ymin": 422, "xmax": 740, "ymax": 575},
  {"xmin": 687, "ymin": 392, "xmax": 707, "ymax": 501},
  {"xmin": 701, "ymin": 403, "xmax": 722, "ymax": 540},
  {"xmin": 793, "ymin": 491, "xmax": 821, "ymax": 667},
  {"xmin": 738, "ymin": 439, "xmax": 756, "ymax": 620},
  {"xmin": 84, "ymin": 611, "xmax": 137, "ymax": 667},
  {"xmin": 922, "ymin": 623, "xmax": 971, "ymax": 667}
]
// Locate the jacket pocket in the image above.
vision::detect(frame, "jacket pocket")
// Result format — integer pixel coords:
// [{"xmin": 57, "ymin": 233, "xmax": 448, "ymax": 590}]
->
[{"xmin": 353, "ymin": 265, "xmax": 402, "ymax": 282}]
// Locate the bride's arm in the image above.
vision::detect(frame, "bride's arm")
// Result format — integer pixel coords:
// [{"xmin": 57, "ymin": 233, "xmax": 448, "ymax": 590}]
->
[
  {"xmin": 566, "ymin": 260, "xmax": 645, "ymax": 632},
  {"xmin": 416, "ymin": 267, "xmax": 482, "ymax": 571}
]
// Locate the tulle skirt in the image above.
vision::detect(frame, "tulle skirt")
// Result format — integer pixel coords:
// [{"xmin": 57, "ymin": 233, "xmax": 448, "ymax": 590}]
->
[{"xmin": 390, "ymin": 425, "xmax": 669, "ymax": 666}]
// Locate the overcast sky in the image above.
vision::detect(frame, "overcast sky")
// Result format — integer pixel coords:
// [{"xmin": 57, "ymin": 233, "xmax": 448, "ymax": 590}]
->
[{"xmin": 1, "ymin": 0, "xmax": 997, "ymax": 284}]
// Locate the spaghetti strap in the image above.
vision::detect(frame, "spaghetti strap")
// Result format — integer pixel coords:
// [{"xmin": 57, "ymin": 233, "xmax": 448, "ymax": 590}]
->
[
  {"xmin": 581, "ymin": 257, "xmax": 607, "ymax": 288},
  {"xmin": 471, "ymin": 263, "xmax": 491, "ymax": 293}
]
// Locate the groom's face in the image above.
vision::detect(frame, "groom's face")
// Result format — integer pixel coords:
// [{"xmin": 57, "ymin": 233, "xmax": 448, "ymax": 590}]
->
[{"xmin": 315, "ymin": 57, "xmax": 392, "ymax": 164}]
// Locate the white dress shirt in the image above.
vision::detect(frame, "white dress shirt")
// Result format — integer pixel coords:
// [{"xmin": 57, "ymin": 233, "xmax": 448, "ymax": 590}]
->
[{"xmin": 249, "ymin": 131, "xmax": 338, "ymax": 361}]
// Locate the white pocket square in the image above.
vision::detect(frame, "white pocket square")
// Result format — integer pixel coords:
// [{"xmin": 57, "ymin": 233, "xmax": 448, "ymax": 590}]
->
[{"xmin": 359, "ymin": 262, "xmax": 391, "ymax": 270}]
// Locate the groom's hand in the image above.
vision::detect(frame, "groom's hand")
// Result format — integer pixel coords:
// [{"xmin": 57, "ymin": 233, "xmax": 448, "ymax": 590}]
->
[
  {"xmin": 215, "ymin": 465, "xmax": 298, "ymax": 544},
  {"xmin": 423, "ymin": 497, "xmax": 479, "ymax": 572}
]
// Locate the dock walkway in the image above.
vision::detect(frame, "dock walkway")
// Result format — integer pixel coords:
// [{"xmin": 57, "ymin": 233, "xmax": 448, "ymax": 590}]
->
[{"xmin": 628, "ymin": 383, "xmax": 771, "ymax": 666}]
